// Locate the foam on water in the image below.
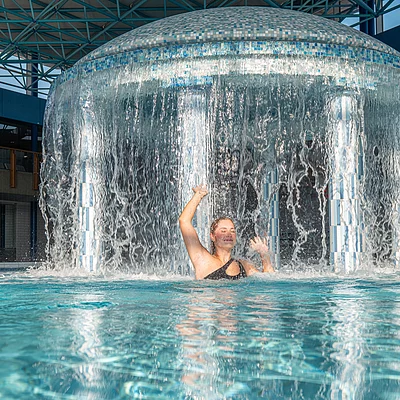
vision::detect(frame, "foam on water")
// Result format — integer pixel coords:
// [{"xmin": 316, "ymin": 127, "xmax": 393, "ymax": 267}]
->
[{"xmin": 4, "ymin": 261, "xmax": 400, "ymax": 282}]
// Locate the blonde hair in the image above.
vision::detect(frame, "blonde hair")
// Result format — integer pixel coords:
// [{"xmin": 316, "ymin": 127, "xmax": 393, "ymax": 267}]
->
[{"xmin": 210, "ymin": 217, "xmax": 235, "ymax": 255}]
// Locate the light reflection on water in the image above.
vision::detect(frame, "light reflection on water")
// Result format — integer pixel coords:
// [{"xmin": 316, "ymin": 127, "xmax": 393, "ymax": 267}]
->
[{"xmin": 1, "ymin": 274, "xmax": 400, "ymax": 399}]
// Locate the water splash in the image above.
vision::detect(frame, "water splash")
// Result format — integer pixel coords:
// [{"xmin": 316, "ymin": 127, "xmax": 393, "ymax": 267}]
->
[{"xmin": 39, "ymin": 9, "xmax": 400, "ymax": 276}]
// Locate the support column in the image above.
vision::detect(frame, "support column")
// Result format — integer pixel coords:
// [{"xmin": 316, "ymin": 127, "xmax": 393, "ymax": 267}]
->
[
  {"xmin": 78, "ymin": 98, "xmax": 100, "ymax": 272},
  {"xmin": 30, "ymin": 61, "xmax": 39, "ymax": 189},
  {"xmin": 376, "ymin": 14, "xmax": 384, "ymax": 35},
  {"xmin": 329, "ymin": 95, "xmax": 363, "ymax": 273},
  {"xmin": 393, "ymin": 203, "xmax": 400, "ymax": 267},
  {"xmin": 359, "ymin": 5, "xmax": 368, "ymax": 34},
  {"xmin": 28, "ymin": 61, "xmax": 39, "ymax": 97},
  {"xmin": 264, "ymin": 168, "xmax": 280, "ymax": 270},
  {"xmin": 178, "ymin": 91, "xmax": 210, "ymax": 245},
  {"xmin": 367, "ymin": 0, "xmax": 376, "ymax": 36},
  {"xmin": 359, "ymin": 1, "xmax": 376, "ymax": 36},
  {"xmin": 392, "ymin": 146, "xmax": 400, "ymax": 267},
  {"xmin": 30, "ymin": 62, "xmax": 39, "ymax": 262},
  {"xmin": 31, "ymin": 124, "xmax": 38, "ymax": 152},
  {"xmin": 9, "ymin": 149, "xmax": 16, "ymax": 188}
]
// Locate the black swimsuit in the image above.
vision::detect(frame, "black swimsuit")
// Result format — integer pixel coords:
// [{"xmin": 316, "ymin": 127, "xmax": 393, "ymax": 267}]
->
[{"xmin": 204, "ymin": 259, "xmax": 247, "ymax": 280}]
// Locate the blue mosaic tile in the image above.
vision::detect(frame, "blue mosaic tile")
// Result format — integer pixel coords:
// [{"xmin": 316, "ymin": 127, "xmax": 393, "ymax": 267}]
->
[
  {"xmin": 54, "ymin": 39, "xmax": 400, "ymax": 91},
  {"xmin": 77, "ymin": 7, "xmax": 399, "ymax": 65},
  {"xmin": 49, "ymin": 7, "xmax": 400, "ymax": 93}
]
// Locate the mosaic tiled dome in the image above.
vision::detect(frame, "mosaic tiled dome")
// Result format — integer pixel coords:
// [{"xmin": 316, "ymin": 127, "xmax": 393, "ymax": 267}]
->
[{"xmin": 78, "ymin": 7, "xmax": 399, "ymax": 65}]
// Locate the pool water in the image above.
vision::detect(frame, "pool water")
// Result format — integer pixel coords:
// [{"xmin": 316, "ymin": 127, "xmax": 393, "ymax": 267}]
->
[{"xmin": 1, "ymin": 273, "xmax": 400, "ymax": 399}]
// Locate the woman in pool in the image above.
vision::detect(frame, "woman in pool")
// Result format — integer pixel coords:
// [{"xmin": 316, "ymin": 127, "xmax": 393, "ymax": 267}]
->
[{"xmin": 179, "ymin": 184, "xmax": 275, "ymax": 280}]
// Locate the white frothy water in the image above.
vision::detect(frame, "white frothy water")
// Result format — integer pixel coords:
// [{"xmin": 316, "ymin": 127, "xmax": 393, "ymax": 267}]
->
[{"xmin": 39, "ymin": 30, "xmax": 400, "ymax": 276}]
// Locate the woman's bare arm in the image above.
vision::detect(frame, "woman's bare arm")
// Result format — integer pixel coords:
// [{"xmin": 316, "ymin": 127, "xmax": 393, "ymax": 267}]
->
[
  {"xmin": 178, "ymin": 185, "xmax": 209, "ymax": 265},
  {"xmin": 241, "ymin": 237, "xmax": 275, "ymax": 275}
]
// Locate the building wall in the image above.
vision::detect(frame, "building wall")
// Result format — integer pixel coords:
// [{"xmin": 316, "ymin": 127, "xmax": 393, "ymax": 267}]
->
[
  {"xmin": 0, "ymin": 90, "xmax": 46, "ymax": 264},
  {"xmin": 0, "ymin": 169, "xmax": 46, "ymax": 263},
  {"xmin": 15, "ymin": 203, "xmax": 31, "ymax": 261},
  {"xmin": 0, "ymin": 200, "xmax": 46, "ymax": 262},
  {"xmin": 0, "ymin": 170, "xmax": 38, "ymax": 196},
  {"xmin": 4, "ymin": 204, "xmax": 15, "ymax": 248},
  {"xmin": 374, "ymin": 26, "xmax": 400, "ymax": 52}
]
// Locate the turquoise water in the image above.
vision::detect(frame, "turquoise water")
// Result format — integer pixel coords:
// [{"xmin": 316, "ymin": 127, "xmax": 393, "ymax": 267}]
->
[{"xmin": 1, "ymin": 273, "xmax": 400, "ymax": 399}]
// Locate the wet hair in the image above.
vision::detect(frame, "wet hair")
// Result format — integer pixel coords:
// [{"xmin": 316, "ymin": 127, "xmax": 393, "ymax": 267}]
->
[{"xmin": 210, "ymin": 217, "xmax": 235, "ymax": 255}]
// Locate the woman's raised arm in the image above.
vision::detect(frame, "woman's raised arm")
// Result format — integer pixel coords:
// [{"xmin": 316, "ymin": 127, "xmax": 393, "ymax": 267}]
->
[{"xmin": 179, "ymin": 185, "xmax": 209, "ymax": 264}]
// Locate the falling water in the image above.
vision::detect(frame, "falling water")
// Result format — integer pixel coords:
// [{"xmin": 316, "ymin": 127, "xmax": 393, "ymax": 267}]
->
[{"xmin": 39, "ymin": 8, "xmax": 400, "ymax": 275}]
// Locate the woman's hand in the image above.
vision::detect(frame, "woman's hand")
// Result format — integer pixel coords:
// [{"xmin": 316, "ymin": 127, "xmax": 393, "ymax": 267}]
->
[
  {"xmin": 249, "ymin": 236, "xmax": 275, "ymax": 273},
  {"xmin": 249, "ymin": 236, "xmax": 269, "ymax": 256},
  {"xmin": 192, "ymin": 184, "xmax": 208, "ymax": 198}
]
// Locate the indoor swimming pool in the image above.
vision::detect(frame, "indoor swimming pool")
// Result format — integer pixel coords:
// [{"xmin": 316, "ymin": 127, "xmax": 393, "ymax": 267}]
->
[{"xmin": 2, "ymin": 272, "xmax": 400, "ymax": 399}]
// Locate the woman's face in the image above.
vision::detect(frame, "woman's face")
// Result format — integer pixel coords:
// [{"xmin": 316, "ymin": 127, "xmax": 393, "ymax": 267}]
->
[{"xmin": 211, "ymin": 219, "xmax": 237, "ymax": 250}]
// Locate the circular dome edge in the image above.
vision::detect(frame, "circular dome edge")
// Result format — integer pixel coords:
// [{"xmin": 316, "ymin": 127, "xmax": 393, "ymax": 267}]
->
[{"xmin": 76, "ymin": 7, "xmax": 399, "ymax": 65}]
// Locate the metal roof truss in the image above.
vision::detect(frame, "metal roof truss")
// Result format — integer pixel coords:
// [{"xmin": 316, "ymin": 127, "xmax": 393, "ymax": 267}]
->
[{"xmin": 0, "ymin": 0, "xmax": 397, "ymax": 96}]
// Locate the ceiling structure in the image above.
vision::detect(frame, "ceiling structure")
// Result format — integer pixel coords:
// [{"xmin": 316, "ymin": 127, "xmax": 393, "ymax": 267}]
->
[{"xmin": 0, "ymin": 0, "xmax": 398, "ymax": 96}]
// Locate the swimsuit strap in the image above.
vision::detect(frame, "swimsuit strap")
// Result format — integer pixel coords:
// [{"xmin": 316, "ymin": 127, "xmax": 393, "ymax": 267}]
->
[
  {"xmin": 204, "ymin": 258, "xmax": 247, "ymax": 280},
  {"xmin": 221, "ymin": 258, "xmax": 235, "ymax": 270},
  {"xmin": 237, "ymin": 260, "xmax": 246, "ymax": 275}
]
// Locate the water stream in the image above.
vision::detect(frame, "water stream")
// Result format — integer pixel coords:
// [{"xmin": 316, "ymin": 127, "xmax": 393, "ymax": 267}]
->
[{"xmin": 39, "ymin": 8, "xmax": 400, "ymax": 275}]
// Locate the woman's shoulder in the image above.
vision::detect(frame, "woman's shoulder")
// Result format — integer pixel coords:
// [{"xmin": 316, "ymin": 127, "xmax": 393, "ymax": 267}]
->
[{"xmin": 193, "ymin": 251, "xmax": 222, "ymax": 278}]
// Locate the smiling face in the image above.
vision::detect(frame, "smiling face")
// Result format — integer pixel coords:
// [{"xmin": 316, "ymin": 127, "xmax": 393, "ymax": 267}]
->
[{"xmin": 210, "ymin": 218, "xmax": 237, "ymax": 252}]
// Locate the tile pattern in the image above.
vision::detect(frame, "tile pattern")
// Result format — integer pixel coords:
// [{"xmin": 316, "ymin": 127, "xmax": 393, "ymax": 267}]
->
[
  {"xmin": 77, "ymin": 7, "xmax": 400, "ymax": 64},
  {"xmin": 50, "ymin": 7, "xmax": 400, "ymax": 91},
  {"xmin": 393, "ymin": 204, "xmax": 400, "ymax": 267},
  {"xmin": 78, "ymin": 106, "xmax": 101, "ymax": 272},
  {"xmin": 329, "ymin": 95, "xmax": 363, "ymax": 273},
  {"xmin": 265, "ymin": 168, "xmax": 281, "ymax": 270},
  {"xmin": 55, "ymin": 40, "xmax": 400, "ymax": 91}
]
